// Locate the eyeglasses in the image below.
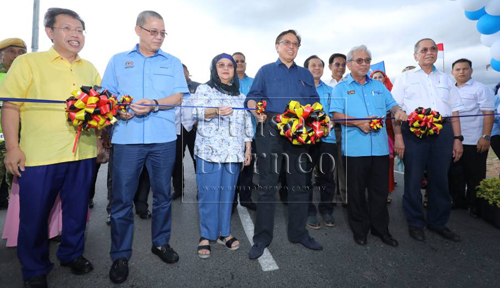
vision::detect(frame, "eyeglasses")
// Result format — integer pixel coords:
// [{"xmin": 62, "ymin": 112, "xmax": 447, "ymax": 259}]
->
[
  {"xmin": 217, "ymin": 63, "xmax": 234, "ymax": 69},
  {"xmin": 53, "ymin": 26, "xmax": 85, "ymax": 35},
  {"xmin": 140, "ymin": 26, "xmax": 167, "ymax": 38},
  {"xmin": 333, "ymin": 62, "xmax": 346, "ymax": 68},
  {"xmin": 279, "ymin": 40, "xmax": 300, "ymax": 48},
  {"xmin": 351, "ymin": 58, "xmax": 372, "ymax": 65},
  {"xmin": 235, "ymin": 60, "xmax": 246, "ymax": 64},
  {"xmin": 418, "ymin": 46, "xmax": 438, "ymax": 54}
]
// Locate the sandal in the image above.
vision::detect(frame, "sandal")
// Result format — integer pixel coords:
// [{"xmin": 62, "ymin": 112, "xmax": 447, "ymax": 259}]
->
[
  {"xmin": 197, "ymin": 237, "xmax": 211, "ymax": 259},
  {"xmin": 217, "ymin": 236, "xmax": 239, "ymax": 251}
]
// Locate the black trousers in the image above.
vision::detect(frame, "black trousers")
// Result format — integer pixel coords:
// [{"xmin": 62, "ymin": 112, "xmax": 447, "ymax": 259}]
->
[
  {"xmin": 402, "ymin": 121, "xmax": 453, "ymax": 229},
  {"xmin": 448, "ymin": 144, "xmax": 488, "ymax": 210},
  {"xmin": 104, "ymin": 147, "xmax": 150, "ymax": 214},
  {"xmin": 344, "ymin": 156, "xmax": 390, "ymax": 238},
  {"xmin": 308, "ymin": 142, "xmax": 337, "ymax": 216},
  {"xmin": 235, "ymin": 140, "xmax": 256, "ymax": 204},
  {"xmin": 172, "ymin": 126, "xmax": 196, "ymax": 193},
  {"xmin": 253, "ymin": 118, "xmax": 311, "ymax": 245}
]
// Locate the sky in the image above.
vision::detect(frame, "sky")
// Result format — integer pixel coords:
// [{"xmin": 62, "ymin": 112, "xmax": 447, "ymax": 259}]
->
[{"xmin": 3, "ymin": 0, "xmax": 499, "ymax": 86}]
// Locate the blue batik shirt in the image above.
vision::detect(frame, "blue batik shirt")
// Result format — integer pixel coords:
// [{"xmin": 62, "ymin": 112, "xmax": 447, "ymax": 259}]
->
[{"xmin": 316, "ymin": 80, "xmax": 336, "ymax": 144}]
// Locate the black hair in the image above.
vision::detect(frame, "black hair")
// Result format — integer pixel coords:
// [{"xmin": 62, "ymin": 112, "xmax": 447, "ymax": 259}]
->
[
  {"xmin": 275, "ymin": 30, "xmax": 301, "ymax": 47},
  {"xmin": 328, "ymin": 53, "xmax": 346, "ymax": 65},
  {"xmin": 452, "ymin": 58, "xmax": 472, "ymax": 69},
  {"xmin": 44, "ymin": 8, "xmax": 85, "ymax": 30},
  {"xmin": 304, "ymin": 55, "xmax": 324, "ymax": 69}
]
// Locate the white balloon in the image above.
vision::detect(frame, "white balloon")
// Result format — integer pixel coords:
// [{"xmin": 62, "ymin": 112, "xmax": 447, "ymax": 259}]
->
[
  {"xmin": 486, "ymin": 0, "xmax": 500, "ymax": 15},
  {"xmin": 462, "ymin": 0, "xmax": 490, "ymax": 11},
  {"xmin": 481, "ymin": 30, "xmax": 500, "ymax": 46},
  {"xmin": 490, "ymin": 38, "xmax": 500, "ymax": 60}
]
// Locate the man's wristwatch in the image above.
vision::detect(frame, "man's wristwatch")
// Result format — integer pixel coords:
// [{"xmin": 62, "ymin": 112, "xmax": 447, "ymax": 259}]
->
[
  {"xmin": 153, "ymin": 99, "xmax": 160, "ymax": 112},
  {"xmin": 454, "ymin": 135, "xmax": 464, "ymax": 142},
  {"xmin": 482, "ymin": 134, "xmax": 491, "ymax": 141}
]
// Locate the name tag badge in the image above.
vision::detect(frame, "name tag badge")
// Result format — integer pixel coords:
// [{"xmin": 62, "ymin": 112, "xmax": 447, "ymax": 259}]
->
[{"xmin": 347, "ymin": 90, "xmax": 356, "ymax": 95}]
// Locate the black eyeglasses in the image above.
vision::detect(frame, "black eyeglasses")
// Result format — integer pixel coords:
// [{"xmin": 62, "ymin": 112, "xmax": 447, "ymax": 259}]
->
[
  {"xmin": 351, "ymin": 58, "xmax": 371, "ymax": 65},
  {"xmin": 235, "ymin": 60, "xmax": 246, "ymax": 64},
  {"xmin": 333, "ymin": 62, "xmax": 346, "ymax": 68},
  {"xmin": 419, "ymin": 46, "xmax": 438, "ymax": 54},
  {"xmin": 139, "ymin": 26, "xmax": 167, "ymax": 38}
]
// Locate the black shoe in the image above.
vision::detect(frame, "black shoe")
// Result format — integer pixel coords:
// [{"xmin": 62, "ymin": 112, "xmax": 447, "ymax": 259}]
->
[
  {"xmin": 151, "ymin": 245, "xmax": 179, "ymax": 263},
  {"xmin": 50, "ymin": 235, "xmax": 61, "ymax": 243},
  {"xmin": 172, "ymin": 190, "xmax": 182, "ymax": 200},
  {"xmin": 88, "ymin": 199, "xmax": 94, "ymax": 209},
  {"xmin": 372, "ymin": 231, "xmax": 398, "ymax": 247},
  {"xmin": 241, "ymin": 202, "xmax": 257, "ymax": 211},
  {"xmin": 137, "ymin": 210, "xmax": 152, "ymax": 219},
  {"xmin": 23, "ymin": 275, "xmax": 47, "ymax": 288},
  {"xmin": 60, "ymin": 256, "xmax": 93, "ymax": 275},
  {"xmin": 428, "ymin": 227, "xmax": 461, "ymax": 242},
  {"xmin": 249, "ymin": 242, "xmax": 267, "ymax": 260},
  {"xmin": 353, "ymin": 235, "xmax": 367, "ymax": 246},
  {"xmin": 408, "ymin": 226, "xmax": 425, "ymax": 242},
  {"xmin": 0, "ymin": 201, "xmax": 9, "ymax": 210},
  {"xmin": 297, "ymin": 236, "xmax": 323, "ymax": 250},
  {"xmin": 109, "ymin": 258, "xmax": 128, "ymax": 284}
]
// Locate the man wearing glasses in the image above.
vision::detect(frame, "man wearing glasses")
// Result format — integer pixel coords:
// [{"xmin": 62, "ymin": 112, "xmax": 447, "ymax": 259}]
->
[
  {"xmin": 232, "ymin": 52, "xmax": 257, "ymax": 211},
  {"xmin": 331, "ymin": 45, "xmax": 407, "ymax": 247},
  {"xmin": 0, "ymin": 8, "xmax": 100, "ymax": 287},
  {"xmin": 326, "ymin": 53, "xmax": 347, "ymax": 88},
  {"xmin": 392, "ymin": 38, "xmax": 464, "ymax": 243},
  {"xmin": 245, "ymin": 30, "xmax": 321, "ymax": 260},
  {"xmin": 101, "ymin": 10, "xmax": 189, "ymax": 284}
]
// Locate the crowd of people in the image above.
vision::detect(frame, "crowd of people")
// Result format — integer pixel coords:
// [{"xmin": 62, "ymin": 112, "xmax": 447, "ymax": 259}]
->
[{"xmin": 0, "ymin": 7, "xmax": 499, "ymax": 288}]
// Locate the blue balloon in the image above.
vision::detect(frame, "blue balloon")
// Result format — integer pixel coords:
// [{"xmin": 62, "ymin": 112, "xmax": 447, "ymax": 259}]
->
[
  {"xmin": 491, "ymin": 58, "xmax": 500, "ymax": 72},
  {"xmin": 478, "ymin": 14, "xmax": 500, "ymax": 35},
  {"xmin": 465, "ymin": 7, "xmax": 486, "ymax": 21}
]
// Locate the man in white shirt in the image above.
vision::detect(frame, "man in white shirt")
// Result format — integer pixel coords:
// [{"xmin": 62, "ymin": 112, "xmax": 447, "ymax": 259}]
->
[
  {"xmin": 326, "ymin": 53, "xmax": 346, "ymax": 88},
  {"xmin": 392, "ymin": 38, "xmax": 464, "ymax": 243},
  {"xmin": 448, "ymin": 58, "xmax": 495, "ymax": 217}
]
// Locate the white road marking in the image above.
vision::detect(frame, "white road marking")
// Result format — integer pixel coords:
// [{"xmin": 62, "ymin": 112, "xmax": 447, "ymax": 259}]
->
[
  {"xmin": 394, "ymin": 170, "xmax": 404, "ymax": 175},
  {"xmin": 237, "ymin": 205, "xmax": 279, "ymax": 272}
]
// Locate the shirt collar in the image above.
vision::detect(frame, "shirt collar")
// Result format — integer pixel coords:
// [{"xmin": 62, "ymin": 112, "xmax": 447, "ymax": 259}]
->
[
  {"xmin": 275, "ymin": 58, "xmax": 297, "ymax": 69},
  {"xmin": 318, "ymin": 80, "xmax": 326, "ymax": 87},
  {"xmin": 239, "ymin": 73, "xmax": 249, "ymax": 81},
  {"xmin": 48, "ymin": 46, "xmax": 81, "ymax": 63},
  {"xmin": 464, "ymin": 78, "xmax": 474, "ymax": 86},
  {"xmin": 128, "ymin": 44, "xmax": 169, "ymax": 59},
  {"xmin": 345, "ymin": 73, "xmax": 371, "ymax": 85},
  {"xmin": 414, "ymin": 65, "xmax": 438, "ymax": 74}
]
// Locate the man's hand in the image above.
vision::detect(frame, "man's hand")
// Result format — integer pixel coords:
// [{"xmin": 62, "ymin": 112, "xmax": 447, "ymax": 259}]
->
[
  {"xmin": 453, "ymin": 139, "xmax": 464, "ymax": 162},
  {"xmin": 4, "ymin": 146, "xmax": 26, "ymax": 177},
  {"xmin": 253, "ymin": 111, "xmax": 267, "ymax": 123},
  {"xmin": 244, "ymin": 149, "xmax": 252, "ymax": 166},
  {"xmin": 130, "ymin": 99, "xmax": 155, "ymax": 115},
  {"xmin": 118, "ymin": 109, "xmax": 134, "ymax": 121},
  {"xmin": 217, "ymin": 106, "xmax": 233, "ymax": 116},
  {"xmin": 394, "ymin": 110, "xmax": 408, "ymax": 122},
  {"xmin": 477, "ymin": 137, "xmax": 490, "ymax": 153},
  {"xmin": 394, "ymin": 135, "xmax": 405, "ymax": 159},
  {"xmin": 356, "ymin": 120, "xmax": 371, "ymax": 133}
]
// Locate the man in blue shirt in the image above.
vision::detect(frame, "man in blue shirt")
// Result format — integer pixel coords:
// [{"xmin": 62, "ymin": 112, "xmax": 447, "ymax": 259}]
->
[
  {"xmin": 331, "ymin": 45, "xmax": 407, "ymax": 247},
  {"xmin": 232, "ymin": 52, "xmax": 257, "ymax": 211},
  {"xmin": 303, "ymin": 55, "xmax": 336, "ymax": 229},
  {"xmin": 245, "ymin": 30, "xmax": 321, "ymax": 260},
  {"xmin": 101, "ymin": 11, "xmax": 189, "ymax": 284}
]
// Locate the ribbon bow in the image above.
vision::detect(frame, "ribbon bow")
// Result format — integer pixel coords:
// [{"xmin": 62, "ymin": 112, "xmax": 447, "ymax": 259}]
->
[{"xmin": 408, "ymin": 107, "xmax": 443, "ymax": 138}]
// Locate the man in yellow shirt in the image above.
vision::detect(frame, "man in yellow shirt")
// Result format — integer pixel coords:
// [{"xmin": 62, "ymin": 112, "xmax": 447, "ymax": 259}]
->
[{"xmin": 0, "ymin": 8, "xmax": 100, "ymax": 288}]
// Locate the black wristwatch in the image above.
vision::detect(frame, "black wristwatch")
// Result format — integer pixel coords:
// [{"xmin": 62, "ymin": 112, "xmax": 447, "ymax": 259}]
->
[
  {"xmin": 454, "ymin": 135, "xmax": 464, "ymax": 142},
  {"xmin": 152, "ymin": 99, "xmax": 160, "ymax": 112}
]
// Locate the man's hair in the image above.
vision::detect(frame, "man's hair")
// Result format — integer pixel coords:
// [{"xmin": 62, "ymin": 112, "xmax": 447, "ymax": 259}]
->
[
  {"xmin": 304, "ymin": 55, "xmax": 324, "ymax": 69},
  {"xmin": 328, "ymin": 53, "xmax": 346, "ymax": 65},
  {"xmin": 414, "ymin": 38, "xmax": 436, "ymax": 54},
  {"xmin": 232, "ymin": 52, "xmax": 246, "ymax": 60},
  {"xmin": 44, "ymin": 8, "xmax": 85, "ymax": 30},
  {"xmin": 452, "ymin": 58, "xmax": 472, "ymax": 69},
  {"xmin": 275, "ymin": 29, "xmax": 301, "ymax": 46},
  {"xmin": 136, "ymin": 10, "xmax": 163, "ymax": 26},
  {"xmin": 182, "ymin": 63, "xmax": 188, "ymax": 70},
  {"xmin": 346, "ymin": 45, "xmax": 372, "ymax": 62}
]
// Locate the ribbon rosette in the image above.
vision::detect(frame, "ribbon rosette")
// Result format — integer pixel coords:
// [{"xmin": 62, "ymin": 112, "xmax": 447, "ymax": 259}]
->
[
  {"xmin": 272, "ymin": 100, "xmax": 330, "ymax": 145},
  {"xmin": 407, "ymin": 107, "xmax": 443, "ymax": 138},
  {"xmin": 369, "ymin": 118, "xmax": 384, "ymax": 131},
  {"xmin": 119, "ymin": 95, "xmax": 133, "ymax": 112},
  {"xmin": 256, "ymin": 100, "xmax": 267, "ymax": 114},
  {"xmin": 65, "ymin": 86, "xmax": 119, "ymax": 153}
]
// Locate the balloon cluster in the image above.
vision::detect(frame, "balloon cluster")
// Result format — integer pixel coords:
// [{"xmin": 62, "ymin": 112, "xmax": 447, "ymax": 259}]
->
[
  {"xmin": 369, "ymin": 118, "xmax": 384, "ymax": 131},
  {"xmin": 256, "ymin": 100, "xmax": 267, "ymax": 114},
  {"xmin": 273, "ymin": 100, "xmax": 330, "ymax": 145},
  {"xmin": 461, "ymin": 0, "xmax": 500, "ymax": 71},
  {"xmin": 65, "ymin": 86, "xmax": 119, "ymax": 152},
  {"xmin": 407, "ymin": 107, "xmax": 443, "ymax": 138}
]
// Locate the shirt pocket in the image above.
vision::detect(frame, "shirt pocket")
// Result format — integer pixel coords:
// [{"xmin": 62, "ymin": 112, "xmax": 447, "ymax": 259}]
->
[
  {"xmin": 298, "ymin": 77, "xmax": 314, "ymax": 99},
  {"xmin": 460, "ymin": 92, "xmax": 477, "ymax": 111},
  {"xmin": 152, "ymin": 66, "xmax": 175, "ymax": 95},
  {"xmin": 436, "ymin": 81, "xmax": 450, "ymax": 103},
  {"xmin": 374, "ymin": 91, "xmax": 386, "ymax": 110},
  {"xmin": 405, "ymin": 82, "xmax": 421, "ymax": 100}
]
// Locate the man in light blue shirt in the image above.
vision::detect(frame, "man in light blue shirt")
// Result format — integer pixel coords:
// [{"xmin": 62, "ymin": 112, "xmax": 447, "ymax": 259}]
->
[
  {"xmin": 331, "ymin": 45, "xmax": 406, "ymax": 247},
  {"xmin": 101, "ymin": 11, "xmax": 189, "ymax": 284},
  {"xmin": 303, "ymin": 55, "xmax": 336, "ymax": 229}
]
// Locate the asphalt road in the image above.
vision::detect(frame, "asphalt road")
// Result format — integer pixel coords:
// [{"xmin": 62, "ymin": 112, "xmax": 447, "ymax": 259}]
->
[{"xmin": 1, "ymin": 160, "xmax": 500, "ymax": 288}]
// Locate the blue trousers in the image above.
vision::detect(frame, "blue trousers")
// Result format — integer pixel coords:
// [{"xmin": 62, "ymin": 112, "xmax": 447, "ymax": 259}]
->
[
  {"xmin": 196, "ymin": 157, "xmax": 240, "ymax": 240},
  {"xmin": 17, "ymin": 158, "xmax": 95, "ymax": 280},
  {"xmin": 402, "ymin": 121, "xmax": 453, "ymax": 229},
  {"xmin": 110, "ymin": 142, "xmax": 175, "ymax": 261}
]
